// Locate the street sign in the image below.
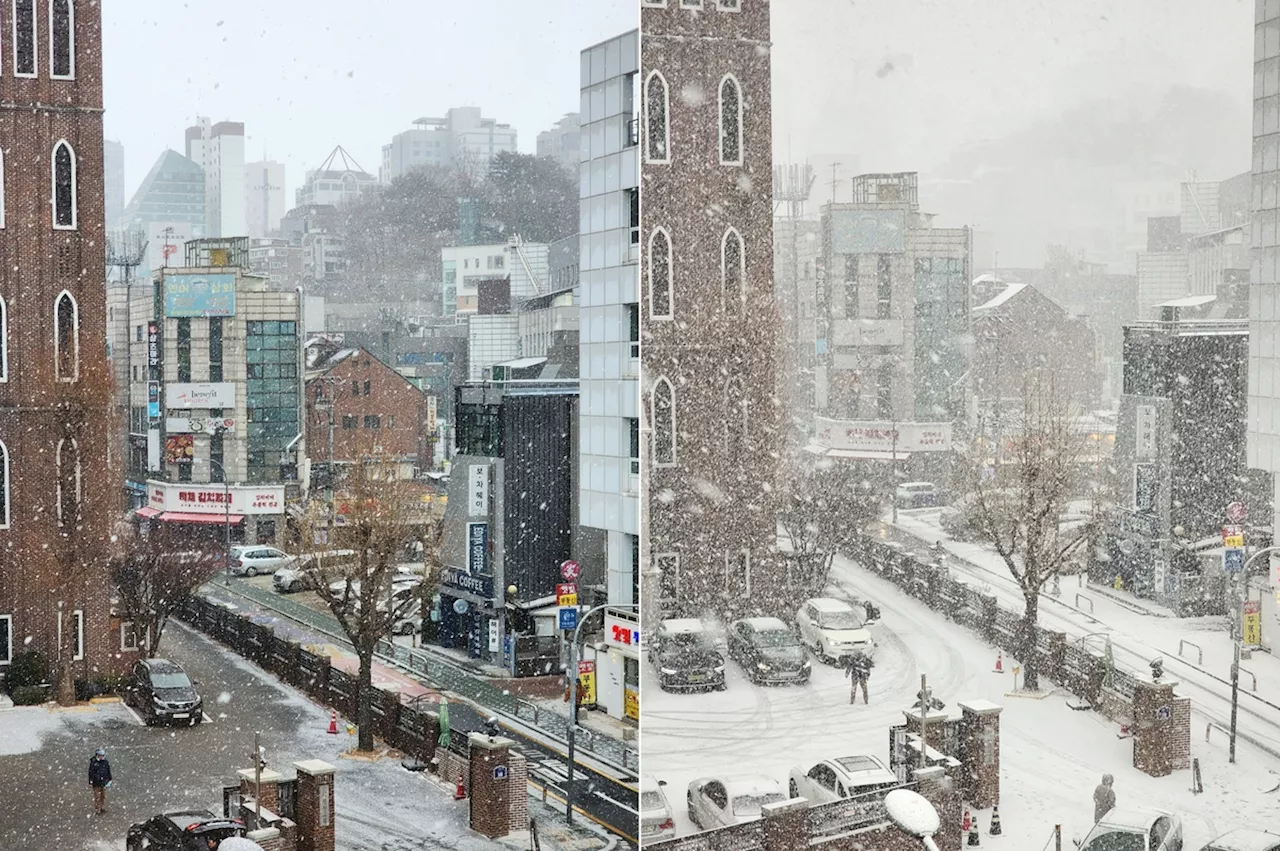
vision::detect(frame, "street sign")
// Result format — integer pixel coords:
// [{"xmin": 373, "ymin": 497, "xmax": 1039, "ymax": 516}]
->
[
  {"xmin": 1224, "ymin": 548, "xmax": 1246, "ymax": 574},
  {"xmin": 1156, "ymin": 705, "xmax": 1172, "ymax": 721},
  {"xmin": 560, "ymin": 560, "xmax": 581, "ymax": 581},
  {"xmin": 555, "ymin": 583, "xmax": 577, "ymax": 599},
  {"xmin": 559, "ymin": 607, "xmax": 578, "ymax": 631},
  {"xmin": 1227, "ymin": 501, "xmax": 1248, "ymax": 523},
  {"xmin": 493, "ymin": 765, "xmax": 507, "ymax": 780},
  {"xmin": 1243, "ymin": 600, "xmax": 1262, "ymax": 645},
  {"xmin": 1223, "ymin": 526, "xmax": 1245, "ymax": 549}
]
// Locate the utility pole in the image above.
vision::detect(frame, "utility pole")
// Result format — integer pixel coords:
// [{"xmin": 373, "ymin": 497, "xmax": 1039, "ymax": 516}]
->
[
  {"xmin": 1230, "ymin": 639, "xmax": 1240, "ymax": 763},
  {"xmin": 891, "ymin": 419, "xmax": 899, "ymax": 524},
  {"xmin": 253, "ymin": 731, "xmax": 262, "ymax": 829},
  {"xmin": 916, "ymin": 674, "xmax": 931, "ymax": 770},
  {"xmin": 829, "ymin": 162, "xmax": 841, "ymax": 205}
]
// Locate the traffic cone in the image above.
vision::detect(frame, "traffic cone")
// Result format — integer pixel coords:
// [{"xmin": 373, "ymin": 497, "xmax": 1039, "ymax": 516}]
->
[
  {"xmin": 968, "ymin": 816, "xmax": 981, "ymax": 846},
  {"xmin": 989, "ymin": 806, "xmax": 1002, "ymax": 836},
  {"xmin": 327, "ymin": 710, "xmax": 337, "ymax": 735},
  {"xmin": 994, "ymin": 651, "xmax": 1004, "ymax": 673},
  {"xmin": 454, "ymin": 780, "xmax": 467, "ymax": 800},
  {"xmin": 962, "ymin": 809, "xmax": 972, "ymax": 832}
]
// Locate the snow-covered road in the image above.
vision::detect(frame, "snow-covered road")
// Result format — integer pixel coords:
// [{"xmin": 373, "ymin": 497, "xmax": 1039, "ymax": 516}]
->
[{"xmin": 642, "ymin": 549, "xmax": 1280, "ymax": 848}]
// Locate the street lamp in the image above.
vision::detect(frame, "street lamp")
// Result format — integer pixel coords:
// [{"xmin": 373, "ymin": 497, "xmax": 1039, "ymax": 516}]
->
[
  {"xmin": 565, "ymin": 602, "xmax": 639, "ymax": 826},
  {"xmin": 195, "ymin": 453, "xmax": 233, "ymax": 587}
]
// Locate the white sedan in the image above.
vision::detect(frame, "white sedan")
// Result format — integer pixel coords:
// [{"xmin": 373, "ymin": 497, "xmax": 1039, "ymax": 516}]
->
[
  {"xmin": 788, "ymin": 755, "xmax": 898, "ymax": 804},
  {"xmin": 686, "ymin": 775, "xmax": 786, "ymax": 831},
  {"xmin": 795, "ymin": 597, "xmax": 877, "ymax": 663},
  {"xmin": 228, "ymin": 546, "xmax": 295, "ymax": 577},
  {"xmin": 1075, "ymin": 808, "xmax": 1184, "ymax": 851}
]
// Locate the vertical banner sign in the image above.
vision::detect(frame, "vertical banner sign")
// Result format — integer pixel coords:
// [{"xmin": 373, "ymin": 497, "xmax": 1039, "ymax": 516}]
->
[
  {"xmin": 147, "ymin": 322, "xmax": 161, "ymax": 370},
  {"xmin": 147, "ymin": 381, "xmax": 161, "ymax": 420},
  {"xmin": 427, "ymin": 396, "xmax": 438, "ymax": 433},
  {"xmin": 466, "ymin": 522, "xmax": 489, "ymax": 576},
  {"xmin": 577, "ymin": 660, "xmax": 597, "ymax": 704},
  {"xmin": 1135, "ymin": 405, "xmax": 1157, "ymax": 461},
  {"xmin": 468, "ymin": 464, "xmax": 489, "ymax": 517},
  {"xmin": 487, "ymin": 618, "xmax": 500, "ymax": 653},
  {"xmin": 1243, "ymin": 600, "xmax": 1262, "ymax": 646}
]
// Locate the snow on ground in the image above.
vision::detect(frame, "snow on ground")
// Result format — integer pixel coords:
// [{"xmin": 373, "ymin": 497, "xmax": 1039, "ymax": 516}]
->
[{"xmin": 642, "ymin": 552, "xmax": 1280, "ymax": 848}]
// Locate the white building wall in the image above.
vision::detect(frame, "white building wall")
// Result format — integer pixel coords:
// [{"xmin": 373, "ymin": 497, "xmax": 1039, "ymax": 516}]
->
[
  {"xmin": 578, "ymin": 29, "xmax": 640, "ymax": 615},
  {"xmin": 1136, "ymin": 251, "xmax": 1189, "ymax": 318},
  {"xmin": 1250, "ymin": 1, "xmax": 1280, "ymax": 618},
  {"xmin": 508, "ymin": 241, "xmax": 550, "ymax": 301},
  {"xmin": 442, "ymin": 244, "xmax": 510, "ymax": 315},
  {"xmin": 245, "ymin": 160, "xmax": 286, "ymax": 238},
  {"xmin": 467, "ymin": 316, "xmax": 520, "ymax": 381}
]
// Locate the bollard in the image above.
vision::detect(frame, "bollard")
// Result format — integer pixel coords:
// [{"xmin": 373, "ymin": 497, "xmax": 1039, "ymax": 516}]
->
[{"xmin": 1191, "ymin": 758, "xmax": 1203, "ymax": 794}]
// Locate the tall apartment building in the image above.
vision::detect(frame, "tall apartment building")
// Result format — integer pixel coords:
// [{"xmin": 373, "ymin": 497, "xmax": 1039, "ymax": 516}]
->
[
  {"xmin": 186, "ymin": 117, "xmax": 246, "ymax": 237},
  {"xmin": 536, "ymin": 112, "xmax": 582, "ymax": 173},
  {"xmin": 104, "ymin": 139, "xmax": 124, "ymax": 231},
  {"xmin": 1248, "ymin": 3, "xmax": 1280, "ymax": 626},
  {"xmin": 0, "ymin": 1, "xmax": 122, "ymax": 680},
  {"xmin": 121, "ymin": 149, "xmax": 206, "ymax": 272},
  {"xmin": 640, "ymin": 1, "xmax": 782, "ymax": 623},
  {"xmin": 244, "ymin": 159, "xmax": 286, "ymax": 238},
  {"xmin": 380, "ymin": 108, "xmax": 517, "ymax": 183}
]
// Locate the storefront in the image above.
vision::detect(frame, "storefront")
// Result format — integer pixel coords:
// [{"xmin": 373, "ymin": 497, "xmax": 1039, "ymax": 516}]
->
[
  {"xmin": 437, "ymin": 567, "xmax": 496, "ymax": 661},
  {"xmin": 596, "ymin": 608, "xmax": 640, "ymax": 723},
  {"xmin": 137, "ymin": 481, "xmax": 286, "ymax": 544}
]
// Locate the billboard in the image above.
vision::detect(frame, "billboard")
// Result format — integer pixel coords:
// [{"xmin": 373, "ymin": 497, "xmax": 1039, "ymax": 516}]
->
[
  {"xmin": 813, "ymin": 417, "xmax": 952, "ymax": 453},
  {"xmin": 147, "ymin": 482, "xmax": 285, "ymax": 515},
  {"xmin": 147, "ymin": 222, "xmax": 195, "ymax": 272},
  {"xmin": 166, "ymin": 382, "xmax": 235, "ymax": 409},
  {"xmin": 164, "ymin": 434, "xmax": 194, "ymax": 465},
  {"xmin": 164, "ymin": 273, "xmax": 237, "ymax": 317},
  {"xmin": 146, "ymin": 322, "xmax": 161, "ymax": 369},
  {"xmin": 830, "ymin": 209, "xmax": 907, "ymax": 254}
]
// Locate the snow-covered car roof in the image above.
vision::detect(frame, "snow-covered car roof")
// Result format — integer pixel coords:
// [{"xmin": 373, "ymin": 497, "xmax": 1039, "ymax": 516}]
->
[
  {"xmin": 1204, "ymin": 829, "xmax": 1280, "ymax": 851},
  {"xmin": 691, "ymin": 774, "xmax": 784, "ymax": 798},
  {"xmin": 659, "ymin": 618, "xmax": 706, "ymax": 634},
  {"xmin": 831, "ymin": 755, "xmax": 896, "ymax": 786},
  {"xmin": 640, "ymin": 774, "xmax": 665, "ymax": 794},
  {"xmin": 807, "ymin": 597, "xmax": 854, "ymax": 613},
  {"xmin": 1095, "ymin": 807, "xmax": 1172, "ymax": 832},
  {"xmin": 738, "ymin": 616, "xmax": 789, "ymax": 632}
]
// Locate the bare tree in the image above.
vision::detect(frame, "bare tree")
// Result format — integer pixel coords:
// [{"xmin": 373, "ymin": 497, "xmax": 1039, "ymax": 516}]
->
[
  {"xmin": 293, "ymin": 449, "xmax": 429, "ymax": 752},
  {"xmin": 778, "ymin": 455, "xmax": 879, "ymax": 603},
  {"xmin": 108, "ymin": 523, "xmax": 225, "ymax": 658},
  {"xmin": 960, "ymin": 373, "xmax": 1091, "ymax": 691}
]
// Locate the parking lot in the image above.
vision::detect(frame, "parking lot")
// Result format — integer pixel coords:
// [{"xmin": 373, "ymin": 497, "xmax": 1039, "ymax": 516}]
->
[{"xmin": 0, "ymin": 621, "xmax": 510, "ymax": 851}]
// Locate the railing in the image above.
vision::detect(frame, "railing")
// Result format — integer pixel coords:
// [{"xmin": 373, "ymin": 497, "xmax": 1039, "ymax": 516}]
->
[
  {"xmin": 1236, "ymin": 665, "xmax": 1258, "ymax": 692},
  {"xmin": 1178, "ymin": 639, "xmax": 1202, "ymax": 666},
  {"xmin": 1075, "ymin": 593, "xmax": 1094, "ymax": 614}
]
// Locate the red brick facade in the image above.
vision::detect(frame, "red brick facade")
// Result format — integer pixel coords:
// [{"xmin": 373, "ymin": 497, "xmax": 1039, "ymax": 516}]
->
[
  {"xmin": 0, "ymin": 1, "xmax": 119, "ymax": 682},
  {"xmin": 306, "ymin": 347, "xmax": 431, "ymax": 469},
  {"xmin": 641, "ymin": 0, "xmax": 784, "ymax": 621}
]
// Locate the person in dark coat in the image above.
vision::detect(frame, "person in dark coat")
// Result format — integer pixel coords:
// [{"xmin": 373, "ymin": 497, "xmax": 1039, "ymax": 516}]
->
[
  {"xmin": 844, "ymin": 651, "xmax": 874, "ymax": 704},
  {"xmin": 1093, "ymin": 773, "xmax": 1116, "ymax": 823},
  {"xmin": 88, "ymin": 747, "xmax": 112, "ymax": 814}
]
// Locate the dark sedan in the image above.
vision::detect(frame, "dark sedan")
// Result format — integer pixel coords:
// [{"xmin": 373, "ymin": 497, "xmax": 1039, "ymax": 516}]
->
[
  {"xmin": 127, "ymin": 810, "xmax": 245, "ymax": 850},
  {"xmin": 727, "ymin": 617, "xmax": 811, "ymax": 685},
  {"xmin": 650, "ymin": 618, "xmax": 726, "ymax": 691},
  {"xmin": 124, "ymin": 658, "xmax": 204, "ymax": 726}
]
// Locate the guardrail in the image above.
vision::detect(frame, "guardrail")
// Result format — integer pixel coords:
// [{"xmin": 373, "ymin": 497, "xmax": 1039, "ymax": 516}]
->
[
  {"xmin": 1075, "ymin": 594, "xmax": 1094, "ymax": 614},
  {"xmin": 1178, "ymin": 639, "xmax": 1202, "ymax": 666},
  {"xmin": 1236, "ymin": 665, "xmax": 1258, "ymax": 692}
]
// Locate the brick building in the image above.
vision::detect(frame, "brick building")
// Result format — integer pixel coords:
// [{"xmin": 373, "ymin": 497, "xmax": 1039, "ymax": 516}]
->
[
  {"xmin": 640, "ymin": 0, "xmax": 783, "ymax": 621},
  {"xmin": 305, "ymin": 343, "xmax": 434, "ymax": 479},
  {"xmin": 0, "ymin": 2, "xmax": 121, "ymax": 680}
]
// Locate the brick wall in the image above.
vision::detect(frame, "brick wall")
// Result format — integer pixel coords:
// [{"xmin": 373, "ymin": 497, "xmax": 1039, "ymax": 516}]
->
[
  {"xmin": 307, "ymin": 346, "xmax": 429, "ymax": 467},
  {"xmin": 294, "ymin": 762, "xmax": 335, "ymax": 851},
  {"xmin": 508, "ymin": 751, "xmax": 529, "ymax": 833},
  {"xmin": 439, "ymin": 750, "xmax": 469, "ymax": 792},
  {"xmin": 1171, "ymin": 697, "xmax": 1191, "ymax": 771}
]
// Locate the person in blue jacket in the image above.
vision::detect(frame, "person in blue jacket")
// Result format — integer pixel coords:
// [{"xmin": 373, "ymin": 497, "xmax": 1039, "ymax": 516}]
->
[{"xmin": 89, "ymin": 747, "xmax": 113, "ymax": 815}]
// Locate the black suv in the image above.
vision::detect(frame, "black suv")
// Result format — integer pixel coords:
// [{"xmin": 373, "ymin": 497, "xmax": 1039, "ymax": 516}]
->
[
  {"xmin": 650, "ymin": 619, "xmax": 726, "ymax": 692},
  {"xmin": 124, "ymin": 658, "xmax": 204, "ymax": 726},
  {"xmin": 126, "ymin": 810, "xmax": 245, "ymax": 850}
]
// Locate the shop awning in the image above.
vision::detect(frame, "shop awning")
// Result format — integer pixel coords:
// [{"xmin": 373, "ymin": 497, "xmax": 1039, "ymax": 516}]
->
[
  {"xmin": 804, "ymin": 444, "xmax": 914, "ymax": 462},
  {"xmin": 158, "ymin": 512, "xmax": 245, "ymax": 525},
  {"xmin": 134, "ymin": 507, "xmax": 162, "ymax": 519}
]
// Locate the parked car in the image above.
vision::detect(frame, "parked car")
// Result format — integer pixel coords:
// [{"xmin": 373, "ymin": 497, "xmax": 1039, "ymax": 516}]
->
[
  {"xmin": 228, "ymin": 545, "xmax": 294, "ymax": 577},
  {"xmin": 124, "ymin": 658, "xmax": 204, "ymax": 727},
  {"xmin": 127, "ymin": 810, "xmax": 246, "ymax": 851},
  {"xmin": 687, "ymin": 775, "xmax": 787, "ymax": 830},
  {"xmin": 1198, "ymin": 830, "xmax": 1280, "ymax": 851},
  {"xmin": 894, "ymin": 481, "xmax": 938, "ymax": 509},
  {"xmin": 640, "ymin": 775, "xmax": 676, "ymax": 843},
  {"xmin": 795, "ymin": 598, "xmax": 876, "ymax": 663},
  {"xmin": 788, "ymin": 755, "xmax": 898, "ymax": 804},
  {"xmin": 726, "ymin": 617, "xmax": 811, "ymax": 684},
  {"xmin": 650, "ymin": 618, "xmax": 727, "ymax": 691},
  {"xmin": 1074, "ymin": 808, "xmax": 1184, "ymax": 851},
  {"xmin": 272, "ymin": 566, "xmax": 314, "ymax": 593}
]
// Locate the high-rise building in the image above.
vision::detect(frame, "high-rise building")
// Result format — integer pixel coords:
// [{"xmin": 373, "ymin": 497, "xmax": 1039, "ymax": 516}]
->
[
  {"xmin": 379, "ymin": 107, "xmax": 517, "ymax": 183},
  {"xmin": 104, "ymin": 139, "xmax": 124, "ymax": 231},
  {"xmin": 640, "ymin": 1, "xmax": 782, "ymax": 622},
  {"xmin": 0, "ymin": 1, "xmax": 121, "ymax": 682},
  {"xmin": 244, "ymin": 159, "xmax": 285, "ymax": 238},
  {"xmin": 295, "ymin": 146, "xmax": 377, "ymax": 208},
  {"xmin": 536, "ymin": 112, "xmax": 581, "ymax": 173},
  {"xmin": 1248, "ymin": 2, "xmax": 1280, "ymax": 621},
  {"xmin": 186, "ymin": 117, "xmax": 246, "ymax": 237},
  {"xmin": 121, "ymin": 149, "xmax": 206, "ymax": 272}
]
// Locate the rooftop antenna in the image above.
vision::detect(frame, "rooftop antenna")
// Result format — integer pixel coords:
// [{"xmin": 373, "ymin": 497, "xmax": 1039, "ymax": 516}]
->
[
  {"xmin": 829, "ymin": 162, "xmax": 842, "ymax": 205},
  {"xmin": 773, "ymin": 164, "xmax": 815, "ymax": 219},
  {"xmin": 106, "ymin": 226, "xmax": 148, "ymax": 285}
]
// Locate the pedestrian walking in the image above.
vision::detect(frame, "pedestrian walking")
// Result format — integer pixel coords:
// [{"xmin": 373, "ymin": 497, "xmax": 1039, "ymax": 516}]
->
[
  {"xmin": 845, "ymin": 651, "xmax": 873, "ymax": 704},
  {"xmin": 1093, "ymin": 773, "xmax": 1116, "ymax": 824},
  {"xmin": 88, "ymin": 747, "xmax": 112, "ymax": 815}
]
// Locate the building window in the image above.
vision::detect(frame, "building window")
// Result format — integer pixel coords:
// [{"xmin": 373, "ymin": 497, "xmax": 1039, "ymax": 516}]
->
[
  {"xmin": 363, "ymin": 380, "xmax": 371, "ymax": 396},
  {"xmin": 644, "ymin": 70, "xmax": 671, "ymax": 163},
  {"xmin": 57, "ymin": 608, "xmax": 84, "ymax": 661},
  {"xmin": 0, "ymin": 439, "xmax": 9, "ymax": 529},
  {"xmin": 652, "ymin": 376, "xmax": 676, "ymax": 466},
  {"xmin": 56, "ymin": 437, "xmax": 80, "ymax": 527},
  {"xmin": 721, "ymin": 227, "xmax": 745, "ymax": 314},
  {"xmin": 0, "ymin": 614, "xmax": 11, "ymax": 663},
  {"xmin": 628, "ymin": 417, "xmax": 640, "ymax": 475},
  {"xmin": 52, "ymin": 140, "xmax": 76, "ymax": 229},
  {"xmin": 627, "ymin": 303, "xmax": 639, "ymax": 359},
  {"xmin": 342, "ymin": 415, "xmax": 357, "ymax": 430},
  {"xmin": 656, "ymin": 553, "xmax": 679, "ymax": 605},
  {"xmin": 120, "ymin": 621, "xmax": 144, "ymax": 652},
  {"xmin": 0, "ymin": 296, "xmax": 9, "ymax": 382},
  {"xmin": 648, "ymin": 227, "xmax": 673, "ymax": 319},
  {"xmin": 628, "ymin": 187, "xmax": 639, "ymax": 244},
  {"xmin": 210, "ymin": 430, "xmax": 224, "ymax": 483},
  {"xmin": 54, "ymin": 289, "xmax": 78, "ymax": 382},
  {"xmin": 877, "ymin": 364, "xmax": 893, "ymax": 418},
  {"xmin": 641, "ymin": 0, "xmax": 667, "ymax": 5},
  {"xmin": 718, "ymin": 75, "xmax": 743, "ymax": 165},
  {"xmin": 876, "ymin": 255, "xmax": 892, "ymax": 319},
  {"xmin": 844, "ymin": 255, "xmax": 859, "ymax": 318},
  {"xmin": 351, "ymin": 380, "xmax": 360, "ymax": 397},
  {"xmin": 175, "ymin": 317, "xmax": 191, "ymax": 382},
  {"xmin": 49, "ymin": 0, "xmax": 74, "ymax": 79},
  {"xmin": 717, "ymin": 0, "xmax": 741, "ymax": 9},
  {"xmin": 364, "ymin": 415, "xmax": 381, "ymax": 429},
  {"xmin": 208, "ymin": 316, "xmax": 223, "ymax": 382},
  {"xmin": 13, "ymin": 0, "xmax": 36, "ymax": 76},
  {"xmin": 681, "ymin": 0, "xmax": 704, "ymax": 6}
]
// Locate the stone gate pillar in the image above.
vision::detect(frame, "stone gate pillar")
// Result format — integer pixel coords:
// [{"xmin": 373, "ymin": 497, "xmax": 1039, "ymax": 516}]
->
[
  {"xmin": 294, "ymin": 759, "xmax": 336, "ymax": 851},
  {"xmin": 1132, "ymin": 680, "xmax": 1177, "ymax": 777},
  {"xmin": 468, "ymin": 733, "xmax": 513, "ymax": 839},
  {"xmin": 957, "ymin": 699, "xmax": 1002, "ymax": 808}
]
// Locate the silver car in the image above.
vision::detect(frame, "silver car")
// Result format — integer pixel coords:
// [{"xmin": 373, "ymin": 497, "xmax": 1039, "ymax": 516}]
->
[
  {"xmin": 687, "ymin": 775, "xmax": 786, "ymax": 831},
  {"xmin": 640, "ymin": 775, "xmax": 675, "ymax": 842},
  {"xmin": 228, "ymin": 545, "xmax": 294, "ymax": 577}
]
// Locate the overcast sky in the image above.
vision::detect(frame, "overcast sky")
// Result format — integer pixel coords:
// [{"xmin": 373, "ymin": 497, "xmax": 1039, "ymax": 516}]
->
[
  {"xmin": 103, "ymin": 1, "xmax": 635, "ymax": 204},
  {"xmin": 773, "ymin": 0, "xmax": 1254, "ymax": 180}
]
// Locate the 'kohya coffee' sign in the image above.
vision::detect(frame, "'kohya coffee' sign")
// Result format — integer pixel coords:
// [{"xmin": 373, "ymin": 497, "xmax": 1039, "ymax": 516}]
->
[{"xmin": 147, "ymin": 482, "xmax": 285, "ymax": 515}]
